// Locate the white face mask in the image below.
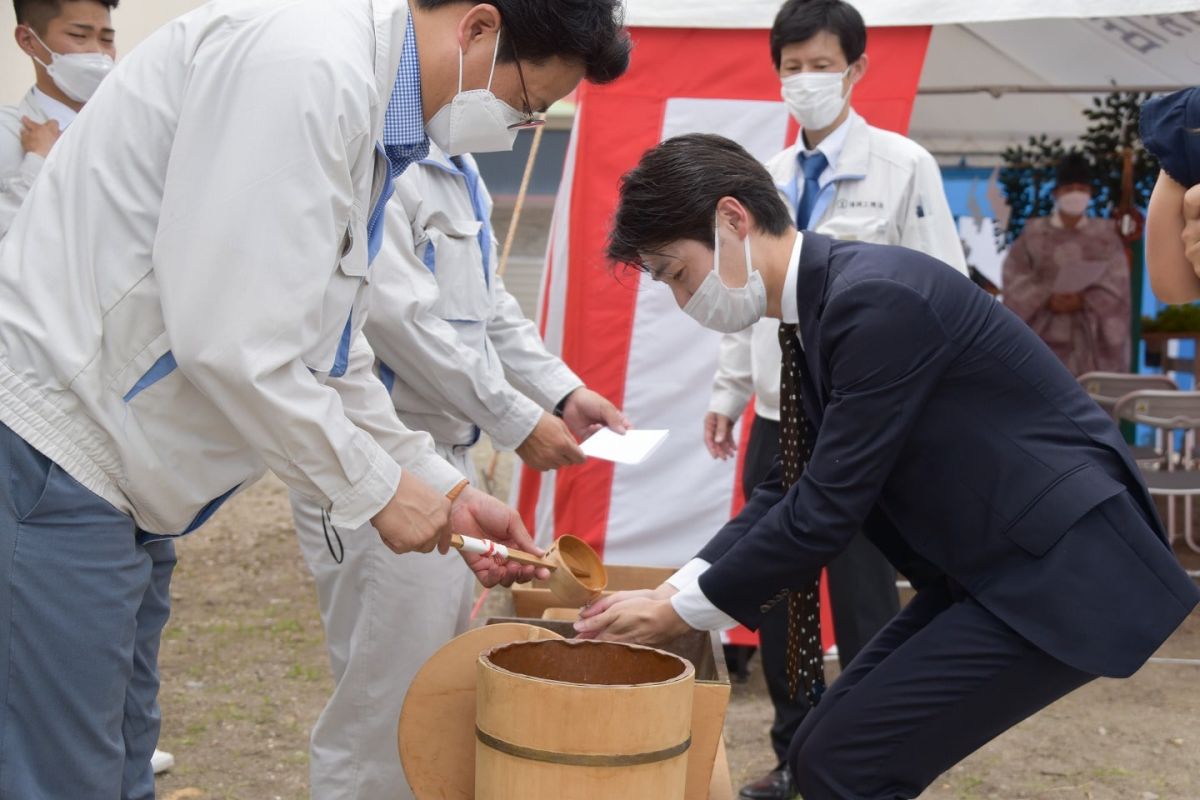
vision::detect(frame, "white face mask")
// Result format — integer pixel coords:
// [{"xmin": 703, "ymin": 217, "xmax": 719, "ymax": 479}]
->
[
  {"xmin": 26, "ymin": 27, "xmax": 114, "ymax": 104},
  {"xmin": 781, "ymin": 69, "xmax": 851, "ymax": 131},
  {"xmin": 682, "ymin": 215, "xmax": 768, "ymax": 333},
  {"xmin": 1057, "ymin": 190, "xmax": 1091, "ymax": 217},
  {"xmin": 426, "ymin": 31, "xmax": 523, "ymax": 157}
]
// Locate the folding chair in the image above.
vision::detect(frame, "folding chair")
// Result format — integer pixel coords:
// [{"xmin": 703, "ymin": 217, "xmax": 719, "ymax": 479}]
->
[
  {"xmin": 1112, "ymin": 390, "xmax": 1200, "ymax": 554},
  {"xmin": 1079, "ymin": 372, "xmax": 1178, "ymax": 465}
]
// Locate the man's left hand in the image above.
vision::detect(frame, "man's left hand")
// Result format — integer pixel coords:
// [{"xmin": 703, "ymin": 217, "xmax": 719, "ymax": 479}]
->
[
  {"xmin": 573, "ymin": 593, "xmax": 692, "ymax": 646},
  {"xmin": 560, "ymin": 387, "xmax": 631, "ymax": 441},
  {"xmin": 448, "ymin": 486, "xmax": 550, "ymax": 588}
]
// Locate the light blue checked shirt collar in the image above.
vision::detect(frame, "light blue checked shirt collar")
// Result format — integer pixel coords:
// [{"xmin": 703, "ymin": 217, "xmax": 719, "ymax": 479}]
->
[{"xmin": 382, "ymin": 14, "xmax": 429, "ymax": 177}]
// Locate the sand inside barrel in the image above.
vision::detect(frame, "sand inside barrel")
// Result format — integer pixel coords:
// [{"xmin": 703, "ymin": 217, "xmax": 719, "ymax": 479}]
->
[{"xmin": 486, "ymin": 640, "xmax": 687, "ymax": 686}]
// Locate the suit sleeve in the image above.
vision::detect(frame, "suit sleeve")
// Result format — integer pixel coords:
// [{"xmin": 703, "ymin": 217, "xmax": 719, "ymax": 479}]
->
[
  {"xmin": 698, "ymin": 281, "xmax": 957, "ymax": 629},
  {"xmin": 899, "ymin": 149, "xmax": 968, "ymax": 274},
  {"xmin": 696, "ymin": 458, "xmax": 786, "ymax": 564}
]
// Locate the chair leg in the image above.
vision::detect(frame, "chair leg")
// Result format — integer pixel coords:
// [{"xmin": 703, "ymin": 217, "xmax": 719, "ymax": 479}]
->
[
  {"xmin": 1187, "ymin": 497, "xmax": 1200, "ymax": 554},
  {"xmin": 1167, "ymin": 495, "xmax": 1177, "ymax": 546}
]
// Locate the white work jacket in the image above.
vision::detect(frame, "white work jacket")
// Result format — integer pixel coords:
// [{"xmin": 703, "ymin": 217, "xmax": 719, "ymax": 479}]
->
[
  {"xmin": 0, "ymin": 0, "xmax": 461, "ymax": 536},
  {"xmin": 709, "ymin": 110, "xmax": 968, "ymax": 423},
  {"xmin": 366, "ymin": 145, "xmax": 582, "ymax": 452},
  {"xmin": 0, "ymin": 89, "xmax": 59, "ymax": 240}
]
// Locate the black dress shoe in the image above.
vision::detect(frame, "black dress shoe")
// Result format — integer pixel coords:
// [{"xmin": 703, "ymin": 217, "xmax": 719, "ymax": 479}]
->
[{"xmin": 738, "ymin": 766, "xmax": 795, "ymax": 800}]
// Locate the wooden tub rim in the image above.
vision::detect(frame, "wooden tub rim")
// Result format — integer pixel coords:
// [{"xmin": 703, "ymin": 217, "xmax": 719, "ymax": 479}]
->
[{"xmin": 479, "ymin": 639, "xmax": 696, "ymax": 689}]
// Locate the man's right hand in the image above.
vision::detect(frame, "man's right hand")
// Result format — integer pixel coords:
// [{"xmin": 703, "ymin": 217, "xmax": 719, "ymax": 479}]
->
[
  {"xmin": 1183, "ymin": 182, "xmax": 1200, "ymax": 275},
  {"xmin": 703, "ymin": 411, "xmax": 737, "ymax": 460},
  {"xmin": 369, "ymin": 471, "xmax": 452, "ymax": 555},
  {"xmin": 20, "ymin": 117, "xmax": 60, "ymax": 158},
  {"xmin": 516, "ymin": 412, "xmax": 586, "ymax": 471}
]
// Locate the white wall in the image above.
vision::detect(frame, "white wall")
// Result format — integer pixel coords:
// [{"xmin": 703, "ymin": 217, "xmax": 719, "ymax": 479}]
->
[{"xmin": 0, "ymin": 0, "xmax": 207, "ymax": 103}]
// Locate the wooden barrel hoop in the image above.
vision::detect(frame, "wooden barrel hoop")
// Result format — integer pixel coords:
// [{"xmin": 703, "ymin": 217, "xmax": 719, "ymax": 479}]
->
[{"xmin": 476, "ymin": 727, "xmax": 691, "ymax": 768}]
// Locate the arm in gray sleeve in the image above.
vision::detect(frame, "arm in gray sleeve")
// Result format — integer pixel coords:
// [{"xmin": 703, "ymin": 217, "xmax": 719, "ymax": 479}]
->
[
  {"xmin": 487, "ymin": 272, "xmax": 583, "ymax": 413},
  {"xmin": 364, "ymin": 202, "xmax": 545, "ymax": 452},
  {"xmin": 327, "ymin": 331, "xmax": 464, "ymax": 495}
]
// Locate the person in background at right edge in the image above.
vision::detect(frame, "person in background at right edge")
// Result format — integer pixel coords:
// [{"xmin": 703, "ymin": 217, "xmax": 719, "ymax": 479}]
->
[
  {"xmin": 701, "ymin": 3, "xmax": 967, "ymax": 797},
  {"xmin": 1142, "ymin": 88, "xmax": 1200, "ymax": 304}
]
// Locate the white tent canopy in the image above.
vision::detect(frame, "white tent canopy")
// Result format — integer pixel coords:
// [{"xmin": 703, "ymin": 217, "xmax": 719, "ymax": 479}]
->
[{"xmin": 626, "ymin": 0, "xmax": 1200, "ymax": 28}]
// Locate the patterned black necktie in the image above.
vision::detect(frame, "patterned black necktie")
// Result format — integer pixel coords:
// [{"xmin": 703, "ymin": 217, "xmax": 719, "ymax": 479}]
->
[{"xmin": 777, "ymin": 321, "xmax": 825, "ymax": 706}]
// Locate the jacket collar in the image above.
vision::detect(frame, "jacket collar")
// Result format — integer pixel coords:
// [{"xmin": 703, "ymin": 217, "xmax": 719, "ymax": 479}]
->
[{"xmin": 774, "ymin": 110, "xmax": 871, "ymax": 211}]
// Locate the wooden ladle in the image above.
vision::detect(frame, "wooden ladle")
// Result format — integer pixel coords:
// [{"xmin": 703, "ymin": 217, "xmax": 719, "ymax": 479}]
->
[
  {"xmin": 450, "ymin": 533, "xmax": 608, "ymax": 607},
  {"xmin": 450, "ymin": 534, "xmax": 588, "ymax": 577}
]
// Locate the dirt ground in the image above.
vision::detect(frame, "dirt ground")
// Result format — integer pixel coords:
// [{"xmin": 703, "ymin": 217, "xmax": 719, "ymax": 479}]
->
[{"xmin": 152, "ymin": 447, "xmax": 1200, "ymax": 800}]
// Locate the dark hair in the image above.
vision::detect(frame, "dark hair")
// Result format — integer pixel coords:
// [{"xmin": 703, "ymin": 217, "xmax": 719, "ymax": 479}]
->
[
  {"xmin": 415, "ymin": 0, "xmax": 631, "ymax": 84},
  {"xmin": 770, "ymin": 0, "xmax": 867, "ymax": 70},
  {"xmin": 14, "ymin": 0, "xmax": 117, "ymax": 31},
  {"xmin": 607, "ymin": 134, "xmax": 793, "ymax": 269},
  {"xmin": 1055, "ymin": 152, "xmax": 1092, "ymax": 188}
]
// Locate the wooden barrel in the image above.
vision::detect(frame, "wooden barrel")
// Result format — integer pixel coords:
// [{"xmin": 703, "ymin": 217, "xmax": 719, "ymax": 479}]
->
[{"xmin": 476, "ymin": 639, "xmax": 695, "ymax": 800}]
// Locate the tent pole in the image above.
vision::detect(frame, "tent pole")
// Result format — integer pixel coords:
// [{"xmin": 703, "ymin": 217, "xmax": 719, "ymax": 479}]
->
[
  {"xmin": 497, "ymin": 124, "xmax": 546, "ymax": 278},
  {"xmin": 918, "ymin": 84, "xmax": 1187, "ymax": 97}
]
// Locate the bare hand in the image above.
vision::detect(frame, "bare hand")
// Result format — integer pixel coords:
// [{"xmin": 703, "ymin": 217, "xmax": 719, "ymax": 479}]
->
[
  {"xmin": 1048, "ymin": 293, "xmax": 1084, "ymax": 314},
  {"xmin": 450, "ymin": 485, "xmax": 549, "ymax": 588},
  {"xmin": 20, "ymin": 117, "xmax": 60, "ymax": 158},
  {"xmin": 516, "ymin": 412, "xmax": 586, "ymax": 471},
  {"xmin": 560, "ymin": 387, "xmax": 631, "ymax": 441},
  {"xmin": 573, "ymin": 593, "xmax": 691, "ymax": 646},
  {"xmin": 370, "ymin": 471, "xmax": 451, "ymax": 555},
  {"xmin": 577, "ymin": 583, "xmax": 679, "ymax": 623},
  {"xmin": 1183, "ymin": 183, "xmax": 1200, "ymax": 276},
  {"xmin": 703, "ymin": 412, "xmax": 737, "ymax": 460}
]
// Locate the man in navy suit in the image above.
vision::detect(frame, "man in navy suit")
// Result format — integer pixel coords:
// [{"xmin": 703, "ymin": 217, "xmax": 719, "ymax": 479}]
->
[{"xmin": 576, "ymin": 133, "xmax": 1200, "ymax": 799}]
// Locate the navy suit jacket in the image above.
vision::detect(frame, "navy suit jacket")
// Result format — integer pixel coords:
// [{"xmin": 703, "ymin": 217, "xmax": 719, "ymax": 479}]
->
[{"xmin": 698, "ymin": 232, "xmax": 1200, "ymax": 678}]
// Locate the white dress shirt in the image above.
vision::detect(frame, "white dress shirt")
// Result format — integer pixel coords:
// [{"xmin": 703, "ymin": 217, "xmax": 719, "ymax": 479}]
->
[
  {"xmin": 672, "ymin": 232, "xmax": 805, "ymax": 631},
  {"xmin": 32, "ymin": 88, "xmax": 79, "ymax": 130}
]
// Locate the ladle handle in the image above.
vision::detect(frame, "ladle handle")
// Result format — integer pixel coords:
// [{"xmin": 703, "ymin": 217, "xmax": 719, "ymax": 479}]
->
[{"xmin": 450, "ymin": 534, "xmax": 558, "ymax": 571}]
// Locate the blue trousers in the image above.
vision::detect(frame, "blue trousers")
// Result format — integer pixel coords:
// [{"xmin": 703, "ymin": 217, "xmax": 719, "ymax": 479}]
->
[{"xmin": 0, "ymin": 424, "xmax": 175, "ymax": 799}]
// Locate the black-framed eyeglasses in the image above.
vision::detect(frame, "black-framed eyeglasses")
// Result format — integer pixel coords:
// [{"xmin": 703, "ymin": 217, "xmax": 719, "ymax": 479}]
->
[{"xmin": 508, "ymin": 39, "xmax": 546, "ymax": 131}]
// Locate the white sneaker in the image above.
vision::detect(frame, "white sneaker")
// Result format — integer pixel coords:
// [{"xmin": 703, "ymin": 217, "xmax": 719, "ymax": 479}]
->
[{"xmin": 151, "ymin": 748, "xmax": 175, "ymax": 775}]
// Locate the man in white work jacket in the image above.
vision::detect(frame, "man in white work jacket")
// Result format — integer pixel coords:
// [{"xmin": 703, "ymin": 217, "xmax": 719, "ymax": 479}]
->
[
  {"xmin": 0, "ymin": 1, "xmax": 630, "ymax": 797},
  {"xmin": 292, "ymin": 142, "xmax": 629, "ymax": 800},
  {"xmin": 0, "ymin": 0, "xmax": 117, "ymax": 240},
  {"xmin": 700, "ymin": 3, "xmax": 967, "ymax": 798}
]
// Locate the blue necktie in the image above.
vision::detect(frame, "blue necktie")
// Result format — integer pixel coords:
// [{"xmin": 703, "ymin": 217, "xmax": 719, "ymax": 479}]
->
[{"xmin": 796, "ymin": 151, "xmax": 829, "ymax": 230}]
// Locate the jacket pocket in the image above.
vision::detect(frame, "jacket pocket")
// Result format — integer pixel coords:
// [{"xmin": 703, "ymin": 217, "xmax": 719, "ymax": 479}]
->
[
  {"xmin": 304, "ymin": 216, "xmax": 370, "ymax": 376},
  {"xmin": 816, "ymin": 214, "xmax": 890, "ymax": 244},
  {"xmin": 423, "ymin": 217, "xmax": 491, "ymax": 323},
  {"xmin": 1001, "ymin": 463, "xmax": 1125, "ymax": 557}
]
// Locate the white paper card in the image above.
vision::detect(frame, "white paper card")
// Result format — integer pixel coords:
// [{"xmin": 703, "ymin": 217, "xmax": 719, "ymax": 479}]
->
[{"xmin": 580, "ymin": 428, "xmax": 670, "ymax": 464}]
